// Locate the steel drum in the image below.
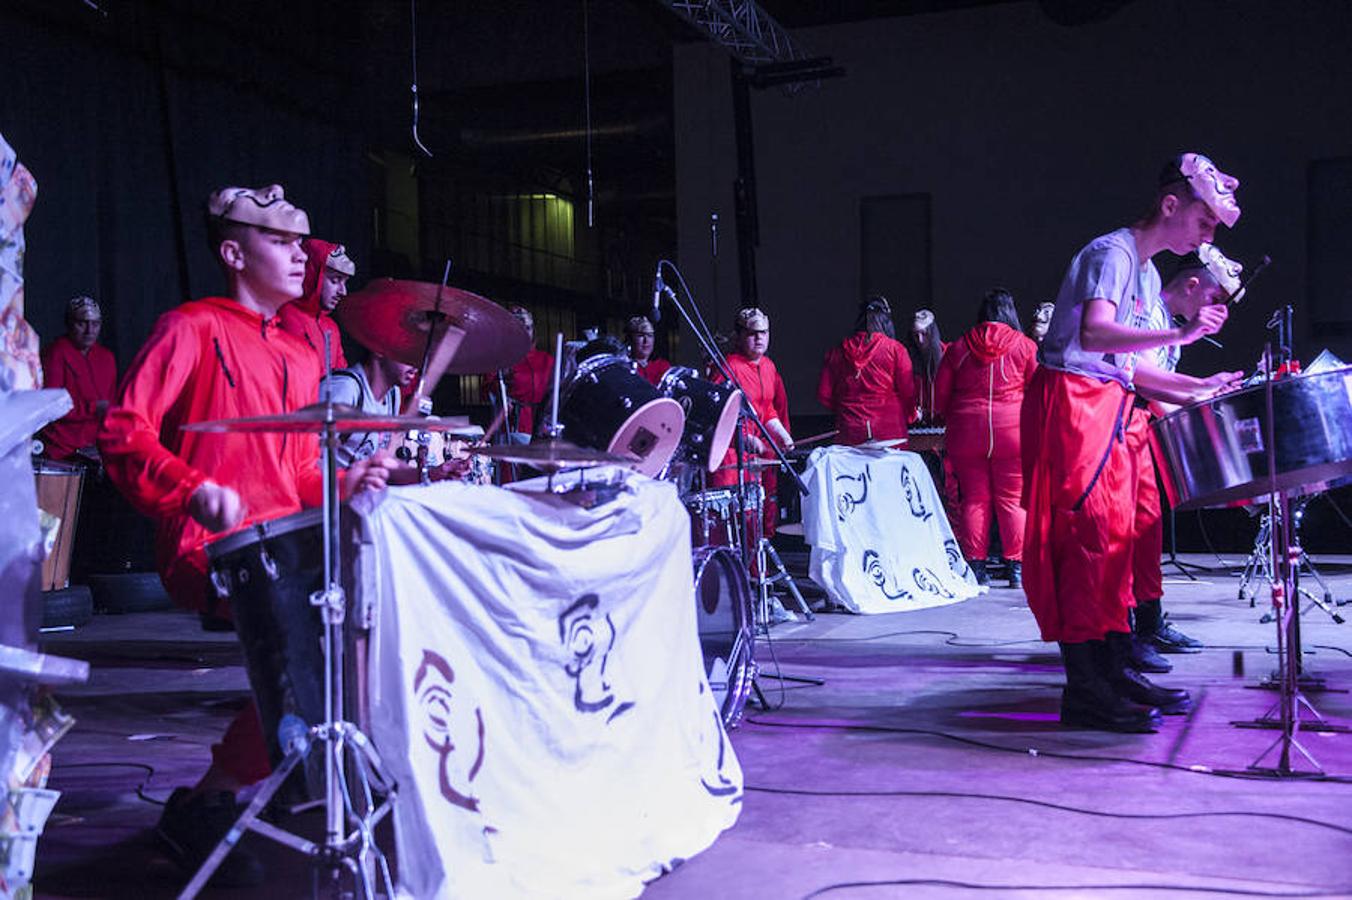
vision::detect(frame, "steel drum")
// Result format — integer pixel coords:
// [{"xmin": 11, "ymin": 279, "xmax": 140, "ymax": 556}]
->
[{"xmin": 1151, "ymin": 366, "xmax": 1352, "ymax": 510}]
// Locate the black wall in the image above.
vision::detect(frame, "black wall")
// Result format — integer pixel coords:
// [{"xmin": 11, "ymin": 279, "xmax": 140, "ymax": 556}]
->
[{"xmin": 674, "ymin": 0, "xmax": 1352, "ymax": 410}]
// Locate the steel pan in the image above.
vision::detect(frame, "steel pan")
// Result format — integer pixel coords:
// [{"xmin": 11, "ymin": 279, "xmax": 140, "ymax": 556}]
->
[{"xmin": 1151, "ymin": 366, "xmax": 1352, "ymax": 510}]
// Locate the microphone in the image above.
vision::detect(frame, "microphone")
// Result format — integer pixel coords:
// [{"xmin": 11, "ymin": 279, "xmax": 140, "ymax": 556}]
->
[
  {"xmin": 711, "ymin": 213, "xmax": 719, "ymax": 257},
  {"xmin": 651, "ymin": 269, "xmax": 664, "ymax": 324}
]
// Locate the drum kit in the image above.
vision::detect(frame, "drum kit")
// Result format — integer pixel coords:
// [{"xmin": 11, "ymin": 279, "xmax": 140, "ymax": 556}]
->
[{"xmin": 171, "ymin": 274, "xmax": 772, "ymax": 894}]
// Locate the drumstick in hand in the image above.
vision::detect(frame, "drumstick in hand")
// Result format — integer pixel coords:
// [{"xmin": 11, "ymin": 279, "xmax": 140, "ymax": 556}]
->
[{"xmin": 482, "ymin": 405, "xmax": 509, "ymax": 445}]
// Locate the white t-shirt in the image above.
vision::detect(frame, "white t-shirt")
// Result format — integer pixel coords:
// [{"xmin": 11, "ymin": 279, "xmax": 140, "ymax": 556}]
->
[
  {"xmin": 319, "ymin": 364, "xmax": 399, "ymax": 466},
  {"xmin": 1040, "ymin": 227, "xmax": 1161, "ymax": 388}
]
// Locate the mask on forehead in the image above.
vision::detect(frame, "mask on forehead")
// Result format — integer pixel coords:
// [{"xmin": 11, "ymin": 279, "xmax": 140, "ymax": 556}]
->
[
  {"xmin": 625, "ymin": 315, "xmax": 655, "ymax": 337},
  {"xmin": 913, "ymin": 309, "xmax": 935, "ymax": 331},
  {"xmin": 1196, "ymin": 242, "xmax": 1242, "ymax": 296},
  {"xmin": 1034, "ymin": 302, "xmax": 1054, "ymax": 326},
  {"xmin": 327, "ymin": 244, "xmax": 355, "ymax": 276},
  {"xmin": 508, "ymin": 306, "xmax": 533, "ymax": 329},
  {"xmin": 1178, "ymin": 153, "xmax": 1240, "ymax": 228},
  {"xmin": 207, "ymin": 184, "xmax": 311, "ymax": 235}
]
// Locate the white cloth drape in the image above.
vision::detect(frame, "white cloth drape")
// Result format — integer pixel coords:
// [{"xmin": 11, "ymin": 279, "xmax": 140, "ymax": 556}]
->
[
  {"xmin": 351, "ymin": 471, "xmax": 742, "ymax": 899},
  {"xmin": 802, "ymin": 446, "xmax": 983, "ymax": 613}
]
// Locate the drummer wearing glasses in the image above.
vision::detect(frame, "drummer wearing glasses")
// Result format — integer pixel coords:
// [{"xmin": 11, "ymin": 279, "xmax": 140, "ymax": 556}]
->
[
  {"xmin": 1021, "ymin": 152, "xmax": 1240, "ymax": 735},
  {"xmin": 98, "ymin": 184, "xmax": 390, "ymax": 886}
]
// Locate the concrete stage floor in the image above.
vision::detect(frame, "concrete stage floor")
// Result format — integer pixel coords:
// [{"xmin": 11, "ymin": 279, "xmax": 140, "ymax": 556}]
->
[{"xmin": 33, "ymin": 554, "xmax": 1352, "ymax": 899}]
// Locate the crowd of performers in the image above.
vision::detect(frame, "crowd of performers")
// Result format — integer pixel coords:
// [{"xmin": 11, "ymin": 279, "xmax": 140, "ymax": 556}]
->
[{"xmin": 17, "ymin": 147, "xmax": 1246, "ymax": 884}]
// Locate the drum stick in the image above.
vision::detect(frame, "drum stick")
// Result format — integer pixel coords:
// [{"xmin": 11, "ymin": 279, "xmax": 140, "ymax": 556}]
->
[
  {"xmin": 793, "ymin": 429, "xmax": 839, "ymax": 448},
  {"xmin": 482, "ymin": 405, "xmax": 509, "ymax": 445}
]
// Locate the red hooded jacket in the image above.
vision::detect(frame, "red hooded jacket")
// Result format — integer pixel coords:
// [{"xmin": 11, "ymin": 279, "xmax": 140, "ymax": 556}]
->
[
  {"xmin": 817, "ymin": 332, "xmax": 913, "ymax": 445},
  {"xmin": 41, "ymin": 336, "xmax": 117, "ymax": 459},
  {"xmin": 279, "ymin": 237, "xmax": 347, "ymax": 373},
  {"xmin": 934, "ymin": 321, "xmax": 1038, "ymax": 459},
  {"xmin": 99, "ymin": 297, "xmax": 325, "ymax": 613}
]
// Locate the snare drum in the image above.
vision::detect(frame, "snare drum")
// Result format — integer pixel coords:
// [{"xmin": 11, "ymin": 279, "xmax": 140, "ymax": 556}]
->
[
  {"xmin": 658, "ymin": 366, "xmax": 742, "ymax": 473},
  {"xmin": 559, "ymin": 354, "xmax": 685, "ymax": 477},
  {"xmin": 693, "ymin": 547, "xmax": 754, "ymax": 728},
  {"xmin": 207, "ymin": 509, "xmax": 328, "ymax": 792},
  {"xmin": 685, "ymin": 483, "xmax": 764, "ymax": 550}
]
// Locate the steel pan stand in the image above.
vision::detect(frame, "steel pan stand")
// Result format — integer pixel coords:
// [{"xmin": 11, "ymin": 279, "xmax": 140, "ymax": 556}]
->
[
  {"xmin": 1229, "ymin": 350, "xmax": 1349, "ymax": 778},
  {"xmin": 179, "ymin": 407, "xmax": 397, "ymax": 899}
]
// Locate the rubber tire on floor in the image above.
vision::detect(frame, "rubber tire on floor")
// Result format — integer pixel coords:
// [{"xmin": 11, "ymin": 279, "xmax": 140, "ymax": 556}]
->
[
  {"xmin": 87, "ymin": 572, "xmax": 174, "ymax": 614},
  {"xmin": 42, "ymin": 585, "xmax": 94, "ymax": 629}
]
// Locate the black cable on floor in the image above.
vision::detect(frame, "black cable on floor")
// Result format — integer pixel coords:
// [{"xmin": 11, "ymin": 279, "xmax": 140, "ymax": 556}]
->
[
  {"xmin": 769, "ymin": 628, "xmax": 1041, "ymax": 648},
  {"xmin": 744, "ymin": 784, "xmax": 1352, "ymax": 836},
  {"xmin": 741, "ymin": 716, "xmax": 1352, "ymax": 784},
  {"xmin": 52, "ymin": 761, "xmax": 166, "ymax": 806},
  {"xmin": 803, "ymin": 878, "xmax": 1352, "ymax": 898}
]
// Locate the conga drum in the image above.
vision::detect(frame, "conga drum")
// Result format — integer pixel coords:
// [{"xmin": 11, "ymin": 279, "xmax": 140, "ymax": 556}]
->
[{"xmin": 33, "ymin": 460, "xmax": 85, "ymax": 591}]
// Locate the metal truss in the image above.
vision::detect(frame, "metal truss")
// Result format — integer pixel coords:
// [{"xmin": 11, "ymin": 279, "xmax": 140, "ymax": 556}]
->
[{"xmin": 658, "ymin": 0, "xmax": 806, "ymax": 65}]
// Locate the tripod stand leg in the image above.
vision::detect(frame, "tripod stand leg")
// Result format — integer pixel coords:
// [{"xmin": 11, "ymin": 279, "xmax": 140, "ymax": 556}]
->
[
  {"xmin": 759, "ymin": 539, "xmax": 813, "ymax": 620},
  {"xmin": 178, "ymin": 741, "xmax": 308, "ymax": 900}
]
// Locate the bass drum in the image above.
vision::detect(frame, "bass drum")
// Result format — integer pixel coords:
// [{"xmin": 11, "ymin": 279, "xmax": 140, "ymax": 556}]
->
[
  {"xmin": 659, "ymin": 366, "xmax": 742, "ymax": 473},
  {"xmin": 693, "ymin": 546, "xmax": 755, "ymax": 728},
  {"xmin": 559, "ymin": 354, "xmax": 685, "ymax": 477}
]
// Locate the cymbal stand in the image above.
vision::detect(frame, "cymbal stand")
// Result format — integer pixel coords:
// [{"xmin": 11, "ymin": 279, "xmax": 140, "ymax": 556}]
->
[
  {"xmin": 180, "ymin": 401, "xmax": 398, "ymax": 898},
  {"xmin": 1230, "ymin": 346, "xmax": 1348, "ymax": 779}
]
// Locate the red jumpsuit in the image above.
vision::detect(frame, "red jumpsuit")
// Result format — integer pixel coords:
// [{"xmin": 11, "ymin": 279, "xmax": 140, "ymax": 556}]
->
[
  {"xmin": 486, "ymin": 347, "xmax": 554, "ymax": 436},
  {"xmin": 99, "ymin": 296, "xmax": 325, "ymax": 784},
  {"xmin": 1128, "ymin": 405, "xmax": 1164, "ymax": 604},
  {"xmin": 710, "ymin": 352, "xmax": 789, "ymax": 538},
  {"xmin": 1020, "ymin": 368, "xmax": 1136, "ymax": 642},
  {"xmin": 40, "ymin": 336, "xmax": 116, "ymax": 460},
  {"xmin": 816, "ymin": 332, "xmax": 913, "ymax": 446},
  {"xmin": 634, "ymin": 357, "xmax": 672, "ymax": 388},
  {"xmin": 934, "ymin": 322, "xmax": 1038, "ymax": 562},
  {"xmin": 279, "ymin": 237, "xmax": 347, "ymax": 373}
]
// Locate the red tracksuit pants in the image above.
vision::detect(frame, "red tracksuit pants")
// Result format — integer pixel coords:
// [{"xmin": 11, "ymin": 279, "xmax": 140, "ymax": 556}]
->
[
  {"xmin": 1128, "ymin": 406, "xmax": 1164, "ymax": 605},
  {"xmin": 948, "ymin": 452, "xmax": 1026, "ymax": 562},
  {"xmin": 1021, "ymin": 369, "xmax": 1137, "ymax": 643}
]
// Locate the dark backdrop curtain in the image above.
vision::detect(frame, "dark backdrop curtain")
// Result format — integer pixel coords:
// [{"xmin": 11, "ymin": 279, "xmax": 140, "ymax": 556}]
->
[{"xmin": 0, "ymin": 2, "xmax": 370, "ymax": 370}]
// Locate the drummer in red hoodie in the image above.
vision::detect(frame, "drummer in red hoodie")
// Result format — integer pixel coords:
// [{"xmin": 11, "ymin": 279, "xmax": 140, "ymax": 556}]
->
[
  {"xmin": 817, "ymin": 295, "xmax": 913, "ymax": 446},
  {"xmin": 934, "ymin": 289, "xmax": 1038, "ymax": 587},
  {"xmin": 279, "ymin": 238, "xmax": 354, "ymax": 371},
  {"xmin": 99, "ymin": 184, "xmax": 389, "ymax": 885}
]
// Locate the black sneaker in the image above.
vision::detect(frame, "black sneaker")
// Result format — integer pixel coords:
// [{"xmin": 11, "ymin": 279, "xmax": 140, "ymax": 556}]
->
[
  {"xmin": 156, "ymin": 788, "xmax": 264, "ymax": 888},
  {"xmin": 1151, "ymin": 615, "xmax": 1203, "ymax": 654}
]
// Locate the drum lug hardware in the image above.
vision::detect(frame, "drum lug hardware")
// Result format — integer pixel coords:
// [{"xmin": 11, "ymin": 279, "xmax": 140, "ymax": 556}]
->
[
  {"xmin": 210, "ymin": 569, "xmax": 231, "ymax": 599},
  {"xmin": 309, "ymin": 586, "xmax": 347, "ymax": 625},
  {"xmin": 260, "ymin": 547, "xmax": 280, "ymax": 581}
]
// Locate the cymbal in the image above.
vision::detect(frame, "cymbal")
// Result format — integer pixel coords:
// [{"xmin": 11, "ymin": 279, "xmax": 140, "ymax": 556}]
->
[
  {"xmin": 183, "ymin": 403, "xmax": 486, "ymax": 434},
  {"xmin": 472, "ymin": 439, "xmax": 637, "ymax": 472},
  {"xmin": 337, "ymin": 279, "xmax": 530, "ymax": 374},
  {"xmin": 857, "ymin": 437, "xmax": 907, "ymax": 450}
]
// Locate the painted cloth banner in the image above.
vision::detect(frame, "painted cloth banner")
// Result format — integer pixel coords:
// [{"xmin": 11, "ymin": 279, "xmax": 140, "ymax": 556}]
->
[
  {"xmin": 353, "ymin": 471, "xmax": 743, "ymax": 899},
  {"xmin": 802, "ymin": 446, "xmax": 984, "ymax": 613}
]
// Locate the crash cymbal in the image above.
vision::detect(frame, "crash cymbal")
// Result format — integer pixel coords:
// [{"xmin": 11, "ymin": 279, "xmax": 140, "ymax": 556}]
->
[
  {"xmin": 472, "ymin": 439, "xmax": 638, "ymax": 472},
  {"xmin": 337, "ymin": 278, "xmax": 530, "ymax": 374},
  {"xmin": 183, "ymin": 403, "xmax": 483, "ymax": 434}
]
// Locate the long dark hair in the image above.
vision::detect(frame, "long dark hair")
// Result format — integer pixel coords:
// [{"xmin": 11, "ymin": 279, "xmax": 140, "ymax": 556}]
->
[
  {"xmin": 978, "ymin": 288, "xmax": 1021, "ymax": 331},
  {"xmin": 905, "ymin": 312, "xmax": 943, "ymax": 380},
  {"xmin": 854, "ymin": 295, "xmax": 895, "ymax": 338}
]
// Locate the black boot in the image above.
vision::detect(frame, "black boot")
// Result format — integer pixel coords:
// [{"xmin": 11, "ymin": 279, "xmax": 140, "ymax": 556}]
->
[
  {"xmin": 968, "ymin": 558, "xmax": 989, "ymax": 586},
  {"xmin": 1058, "ymin": 641, "xmax": 1159, "ymax": 733},
  {"xmin": 1102, "ymin": 632, "xmax": 1191, "ymax": 715},
  {"xmin": 1007, "ymin": 560, "xmax": 1022, "ymax": 589},
  {"xmin": 156, "ymin": 788, "xmax": 264, "ymax": 887},
  {"xmin": 1129, "ymin": 607, "xmax": 1172, "ymax": 674}
]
